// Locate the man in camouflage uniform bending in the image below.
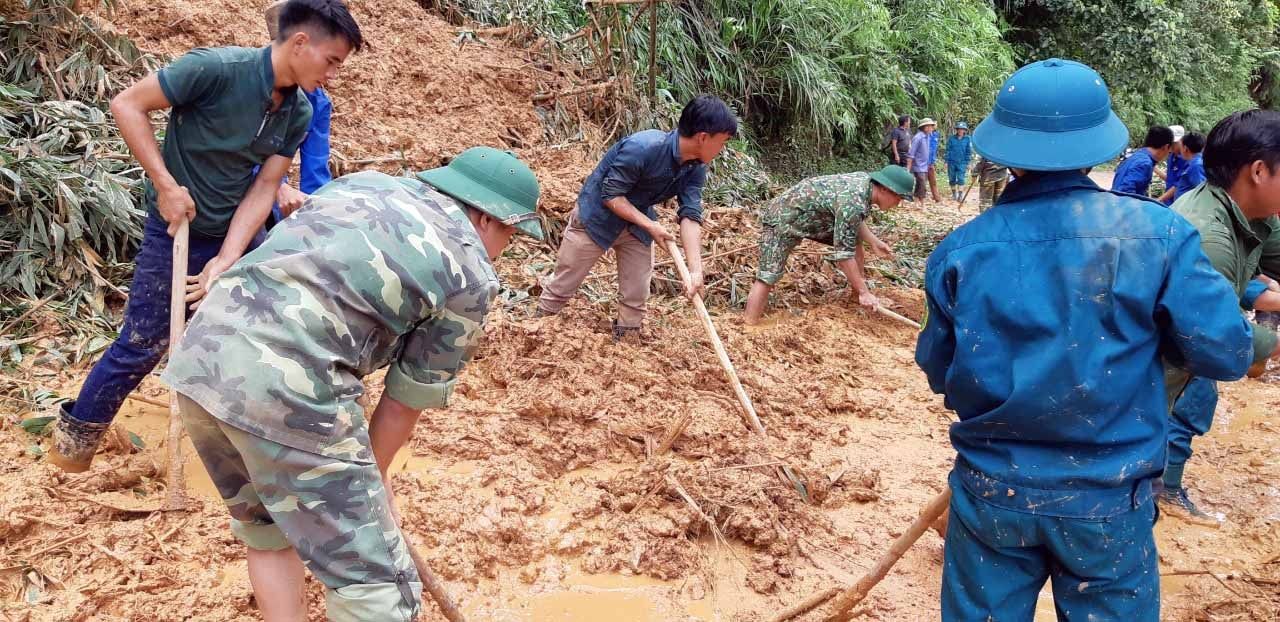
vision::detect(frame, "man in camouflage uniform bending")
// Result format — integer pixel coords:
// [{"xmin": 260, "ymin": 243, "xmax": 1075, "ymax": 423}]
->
[
  {"xmin": 161, "ymin": 147, "xmax": 542, "ymax": 621},
  {"xmin": 743, "ymin": 165, "xmax": 914, "ymax": 325}
]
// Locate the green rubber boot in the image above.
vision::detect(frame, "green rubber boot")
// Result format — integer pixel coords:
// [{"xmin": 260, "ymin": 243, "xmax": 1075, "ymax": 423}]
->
[
  {"xmin": 1157, "ymin": 486, "xmax": 1222, "ymax": 528},
  {"xmin": 46, "ymin": 402, "xmax": 109, "ymax": 473}
]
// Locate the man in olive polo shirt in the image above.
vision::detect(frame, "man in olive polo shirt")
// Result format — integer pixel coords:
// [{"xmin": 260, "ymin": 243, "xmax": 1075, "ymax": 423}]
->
[
  {"xmin": 47, "ymin": 0, "xmax": 364, "ymax": 473},
  {"xmin": 1162, "ymin": 109, "xmax": 1280, "ymax": 525}
]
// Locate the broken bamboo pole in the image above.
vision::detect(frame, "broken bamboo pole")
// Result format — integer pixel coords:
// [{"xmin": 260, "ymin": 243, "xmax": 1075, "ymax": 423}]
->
[{"xmin": 163, "ymin": 218, "xmax": 189, "ymax": 512}]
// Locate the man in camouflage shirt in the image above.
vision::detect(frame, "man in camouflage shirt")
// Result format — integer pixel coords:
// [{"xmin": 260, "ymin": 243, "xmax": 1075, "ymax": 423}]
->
[
  {"xmin": 743, "ymin": 165, "xmax": 914, "ymax": 325},
  {"xmin": 161, "ymin": 147, "xmax": 543, "ymax": 621}
]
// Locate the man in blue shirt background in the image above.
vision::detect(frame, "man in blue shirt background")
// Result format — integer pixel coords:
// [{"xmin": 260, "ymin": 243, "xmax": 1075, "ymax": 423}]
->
[
  {"xmin": 537, "ymin": 95, "xmax": 737, "ymax": 339},
  {"xmin": 1157, "ymin": 124, "xmax": 1187, "ymax": 205},
  {"xmin": 927, "ymin": 121, "xmax": 943, "ymax": 202},
  {"xmin": 1159, "ymin": 131, "xmax": 1206, "ymax": 204},
  {"xmin": 906, "ymin": 118, "xmax": 935, "ymax": 201},
  {"xmin": 944, "ymin": 122, "xmax": 972, "ymax": 201},
  {"xmin": 917, "ymin": 59, "xmax": 1253, "ymax": 621},
  {"xmin": 1111, "ymin": 125, "xmax": 1174, "ymax": 196}
]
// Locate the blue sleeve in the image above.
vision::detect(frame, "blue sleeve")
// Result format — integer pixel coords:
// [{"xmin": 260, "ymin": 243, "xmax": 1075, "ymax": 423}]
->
[
  {"xmin": 600, "ymin": 138, "xmax": 645, "ymax": 201},
  {"xmin": 1242, "ymin": 279, "xmax": 1268, "ymax": 311},
  {"xmin": 915, "ymin": 253, "xmax": 956, "ymax": 394},
  {"xmin": 676, "ymin": 165, "xmax": 705, "ymax": 224},
  {"xmin": 1155, "ymin": 218, "xmax": 1256, "ymax": 380},
  {"xmin": 298, "ymin": 88, "xmax": 332, "ymax": 194},
  {"xmin": 1178, "ymin": 162, "xmax": 1205, "ymax": 195}
]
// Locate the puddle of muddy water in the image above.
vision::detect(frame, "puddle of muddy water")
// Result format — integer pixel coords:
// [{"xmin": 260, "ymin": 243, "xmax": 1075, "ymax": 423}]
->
[{"xmin": 114, "ymin": 400, "xmax": 219, "ymax": 499}]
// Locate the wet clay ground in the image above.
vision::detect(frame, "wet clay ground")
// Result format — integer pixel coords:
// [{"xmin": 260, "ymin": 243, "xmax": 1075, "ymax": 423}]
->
[
  {"xmin": 1, "ymin": 188, "xmax": 1277, "ymax": 621},
  {"xmin": 1, "ymin": 1, "xmax": 1276, "ymax": 619}
]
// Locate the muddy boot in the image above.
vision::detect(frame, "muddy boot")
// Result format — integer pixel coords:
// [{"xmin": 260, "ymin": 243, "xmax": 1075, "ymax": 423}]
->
[
  {"xmin": 1156, "ymin": 486, "xmax": 1222, "ymax": 528},
  {"xmin": 611, "ymin": 320, "xmax": 641, "ymax": 344},
  {"xmin": 47, "ymin": 402, "xmax": 110, "ymax": 473}
]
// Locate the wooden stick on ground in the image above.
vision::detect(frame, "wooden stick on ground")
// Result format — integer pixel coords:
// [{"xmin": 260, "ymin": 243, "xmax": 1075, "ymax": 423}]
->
[
  {"xmin": 656, "ymin": 412, "xmax": 691, "ymax": 456},
  {"xmin": 773, "ymin": 489, "xmax": 952, "ymax": 621},
  {"xmin": 663, "ymin": 240, "xmax": 809, "ymax": 501},
  {"xmin": 163, "ymin": 219, "xmax": 189, "ymax": 512},
  {"xmin": 876, "ymin": 306, "xmax": 921, "ymax": 330},
  {"xmin": 402, "ymin": 529, "xmax": 466, "ymax": 622},
  {"xmin": 957, "ymin": 171, "xmax": 980, "ymax": 210},
  {"xmin": 127, "ymin": 392, "xmax": 168, "ymax": 409}
]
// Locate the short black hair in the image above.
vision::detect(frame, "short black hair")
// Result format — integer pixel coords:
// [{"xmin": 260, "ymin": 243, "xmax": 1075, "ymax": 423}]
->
[
  {"xmin": 277, "ymin": 0, "xmax": 364, "ymax": 52},
  {"xmin": 898, "ymin": 115, "xmax": 910, "ymax": 126},
  {"xmin": 1143, "ymin": 125, "xmax": 1174, "ymax": 149},
  {"xmin": 678, "ymin": 95, "xmax": 737, "ymax": 138},
  {"xmin": 1182, "ymin": 131, "xmax": 1206, "ymax": 154},
  {"xmin": 1204, "ymin": 110, "xmax": 1280, "ymax": 188}
]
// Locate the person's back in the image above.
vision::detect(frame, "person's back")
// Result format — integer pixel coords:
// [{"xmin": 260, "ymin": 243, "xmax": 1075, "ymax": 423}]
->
[
  {"xmin": 921, "ymin": 172, "xmax": 1249, "ymax": 495},
  {"xmin": 915, "ymin": 58, "xmax": 1252, "ymax": 622},
  {"xmin": 1111, "ymin": 125, "xmax": 1174, "ymax": 196},
  {"xmin": 166, "ymin": 170, "xmax": 497, "ymax": 455}
]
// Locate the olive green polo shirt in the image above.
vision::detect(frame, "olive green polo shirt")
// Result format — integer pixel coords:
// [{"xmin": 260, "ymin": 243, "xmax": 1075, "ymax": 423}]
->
[
  {"xmin": 146, "ymin": 46, "xmax": 312, "ymax": 238},
  {"xmin": 1166, "ymin": 183, "xmax": 1280, "ymax": 395}
]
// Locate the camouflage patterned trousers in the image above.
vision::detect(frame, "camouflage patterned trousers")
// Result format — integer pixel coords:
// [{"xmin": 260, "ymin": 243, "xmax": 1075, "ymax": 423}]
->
[
  {"xmin": 978, "ymin": 178, "xmax": 1008, "ymax": 212},
  {"xmin": 177, "ymin": 395, "xmax": 423, "ymax": 622},
  {"xmin": 755, "ymin": 226, "xmax": 801, "ymax": 285}
]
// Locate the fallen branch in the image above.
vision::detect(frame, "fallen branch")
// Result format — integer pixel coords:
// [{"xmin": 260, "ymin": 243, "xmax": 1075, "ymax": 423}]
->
[{"xmin": 533, "ymin": 79, "xmax": 614, "ymax": 103}]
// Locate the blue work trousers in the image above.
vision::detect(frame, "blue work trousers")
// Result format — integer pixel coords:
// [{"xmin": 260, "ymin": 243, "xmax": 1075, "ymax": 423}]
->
[
  {"xmin": 942, "ymin": 472, "xmax": 1159, "ymax": 622},
  {"xmin": 70, "ymin": 215, "xmax": 226, "ymax": 423}
]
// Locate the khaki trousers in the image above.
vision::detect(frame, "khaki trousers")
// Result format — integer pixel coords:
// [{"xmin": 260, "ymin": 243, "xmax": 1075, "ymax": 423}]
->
[{"xmin": 537, "ymin": 209, "xmax": 654, "ymax": 327}]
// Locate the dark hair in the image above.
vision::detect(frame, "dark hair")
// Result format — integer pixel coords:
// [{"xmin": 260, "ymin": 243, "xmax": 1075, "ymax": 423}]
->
[
  {"xmin": 278, "ymin": 0, "xmax": 364, "ymax": 52},
  {"xmin": 1204, "ymin": 110, "xmax": 1280, "ymax": 188},
  {"xmin": 1182, "ymin": 131, "xmax": 1206, "ymax": 154},
  {"xmin": 898, "ymin": 115, "xmax": 910, "ymax": 126},
  {"xmin": 1143, "ymin": 125, "xmax": 1174, "ymax": 149},
  {"xmin": 678, "ymin": 95, "xmax": 738, "ymax": 138}
]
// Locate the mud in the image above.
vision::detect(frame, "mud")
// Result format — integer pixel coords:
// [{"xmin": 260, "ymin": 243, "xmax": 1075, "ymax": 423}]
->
[{"xmin": 0, "ymin": 3, "xmax": 1274, "ymax": 621}]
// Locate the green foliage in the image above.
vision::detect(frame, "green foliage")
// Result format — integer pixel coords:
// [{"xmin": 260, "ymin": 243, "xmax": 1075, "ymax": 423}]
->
[
  {"xmin": 0, "ymin": 1, "xmax": 156, "ymax": 315},
  {"xmin": 999, "ymin": 0, "xmax": 1275, "ymax": 137}
]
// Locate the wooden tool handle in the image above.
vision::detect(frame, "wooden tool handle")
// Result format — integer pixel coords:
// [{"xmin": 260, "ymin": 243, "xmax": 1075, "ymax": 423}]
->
[
  {"xmin": 823, "ymin": 489, "xmax": 952, "ymax": 618},
  {"xmin": 403, "ymin": 530, "xmax": 467, "ymax": 622},
  {"xmin": 876, "ymin": 306, "xmax": 921, "ymax": 330},
  {"xmin": 164, "ymin": 219, "xmax": 189, "ymax": 511},
  {"xmin": 663, "ymin": 240, "xmax": 767, "ymax": 435}
]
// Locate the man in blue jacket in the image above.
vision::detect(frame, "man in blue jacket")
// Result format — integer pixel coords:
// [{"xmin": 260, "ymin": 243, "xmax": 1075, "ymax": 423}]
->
[
  {"xmin": 1112, "ymin": 125, "xmax": 1174, "ymax": 196},
  {"xmin": 536, "ymin": 95, "xmax": 736, "ymax": 339},
  {"xmin": 944, "ymin": 122, "xmax": 972, "ymax": 202},
  {"xmin": 916, "ymin": 59, "xmax": 1254, "ymax": 621}
]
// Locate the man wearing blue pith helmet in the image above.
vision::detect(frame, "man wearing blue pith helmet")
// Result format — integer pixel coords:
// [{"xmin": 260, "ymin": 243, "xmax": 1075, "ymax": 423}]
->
[{"xmin": 916, "ymin": 59, "xmax": 1254, "ymax": 620}]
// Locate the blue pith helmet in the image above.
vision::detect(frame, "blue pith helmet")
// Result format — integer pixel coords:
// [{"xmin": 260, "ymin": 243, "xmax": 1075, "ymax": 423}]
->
[
  {"xmin": 973, "ymin": 58, "xmax": 1128, "ymax": 171},
  {"xmin": 956, "ymin": 121, "xmax": 969, "ymax": 130}
]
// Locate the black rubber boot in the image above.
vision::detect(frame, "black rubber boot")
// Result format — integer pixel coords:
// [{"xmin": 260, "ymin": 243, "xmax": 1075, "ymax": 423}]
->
[{"xmin": 47, "ymin": 401, "xmax": 110, "ymax": 473}]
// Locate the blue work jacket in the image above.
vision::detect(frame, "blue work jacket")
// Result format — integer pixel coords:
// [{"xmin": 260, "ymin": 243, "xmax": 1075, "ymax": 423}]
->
[
  {"xmin": 945, "ymin": 135, "xmax": 972, "ymax": 167},
  {"xmin": 916, "ymin": 171, "xmax": 1253, "ymax": 518},
  {"xmin": 576, "ymin": 129, "xmax": 706, "ymax": 249},
  {"xmin": 1112, "ymin": 148, "xmax": 1157, "ymax": 196}
]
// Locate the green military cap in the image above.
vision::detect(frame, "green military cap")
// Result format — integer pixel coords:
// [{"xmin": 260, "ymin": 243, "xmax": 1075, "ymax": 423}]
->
[
  {"xmin": 870, "ymin": 165, "xmax": 915, "ymax": 200},
  {"xmin": 417, "ymin": 147, "xmax": 545, "ymax": 241}
]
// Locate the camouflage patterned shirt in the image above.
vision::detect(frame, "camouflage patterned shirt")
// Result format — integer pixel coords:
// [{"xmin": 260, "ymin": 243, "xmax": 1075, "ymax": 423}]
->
[
  {"xmin": 759, "ymin": 172, "xmax": 873, "ymax": 263},
  {"xmin": 161, "ymin": 171, "xmax": 498, "ymax": 463}
]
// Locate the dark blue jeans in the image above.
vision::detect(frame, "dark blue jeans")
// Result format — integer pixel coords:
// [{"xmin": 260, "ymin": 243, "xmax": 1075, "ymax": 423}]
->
[{"xmin": 71, "ymin": 215, "xmax": 225, "ymax": 423}]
